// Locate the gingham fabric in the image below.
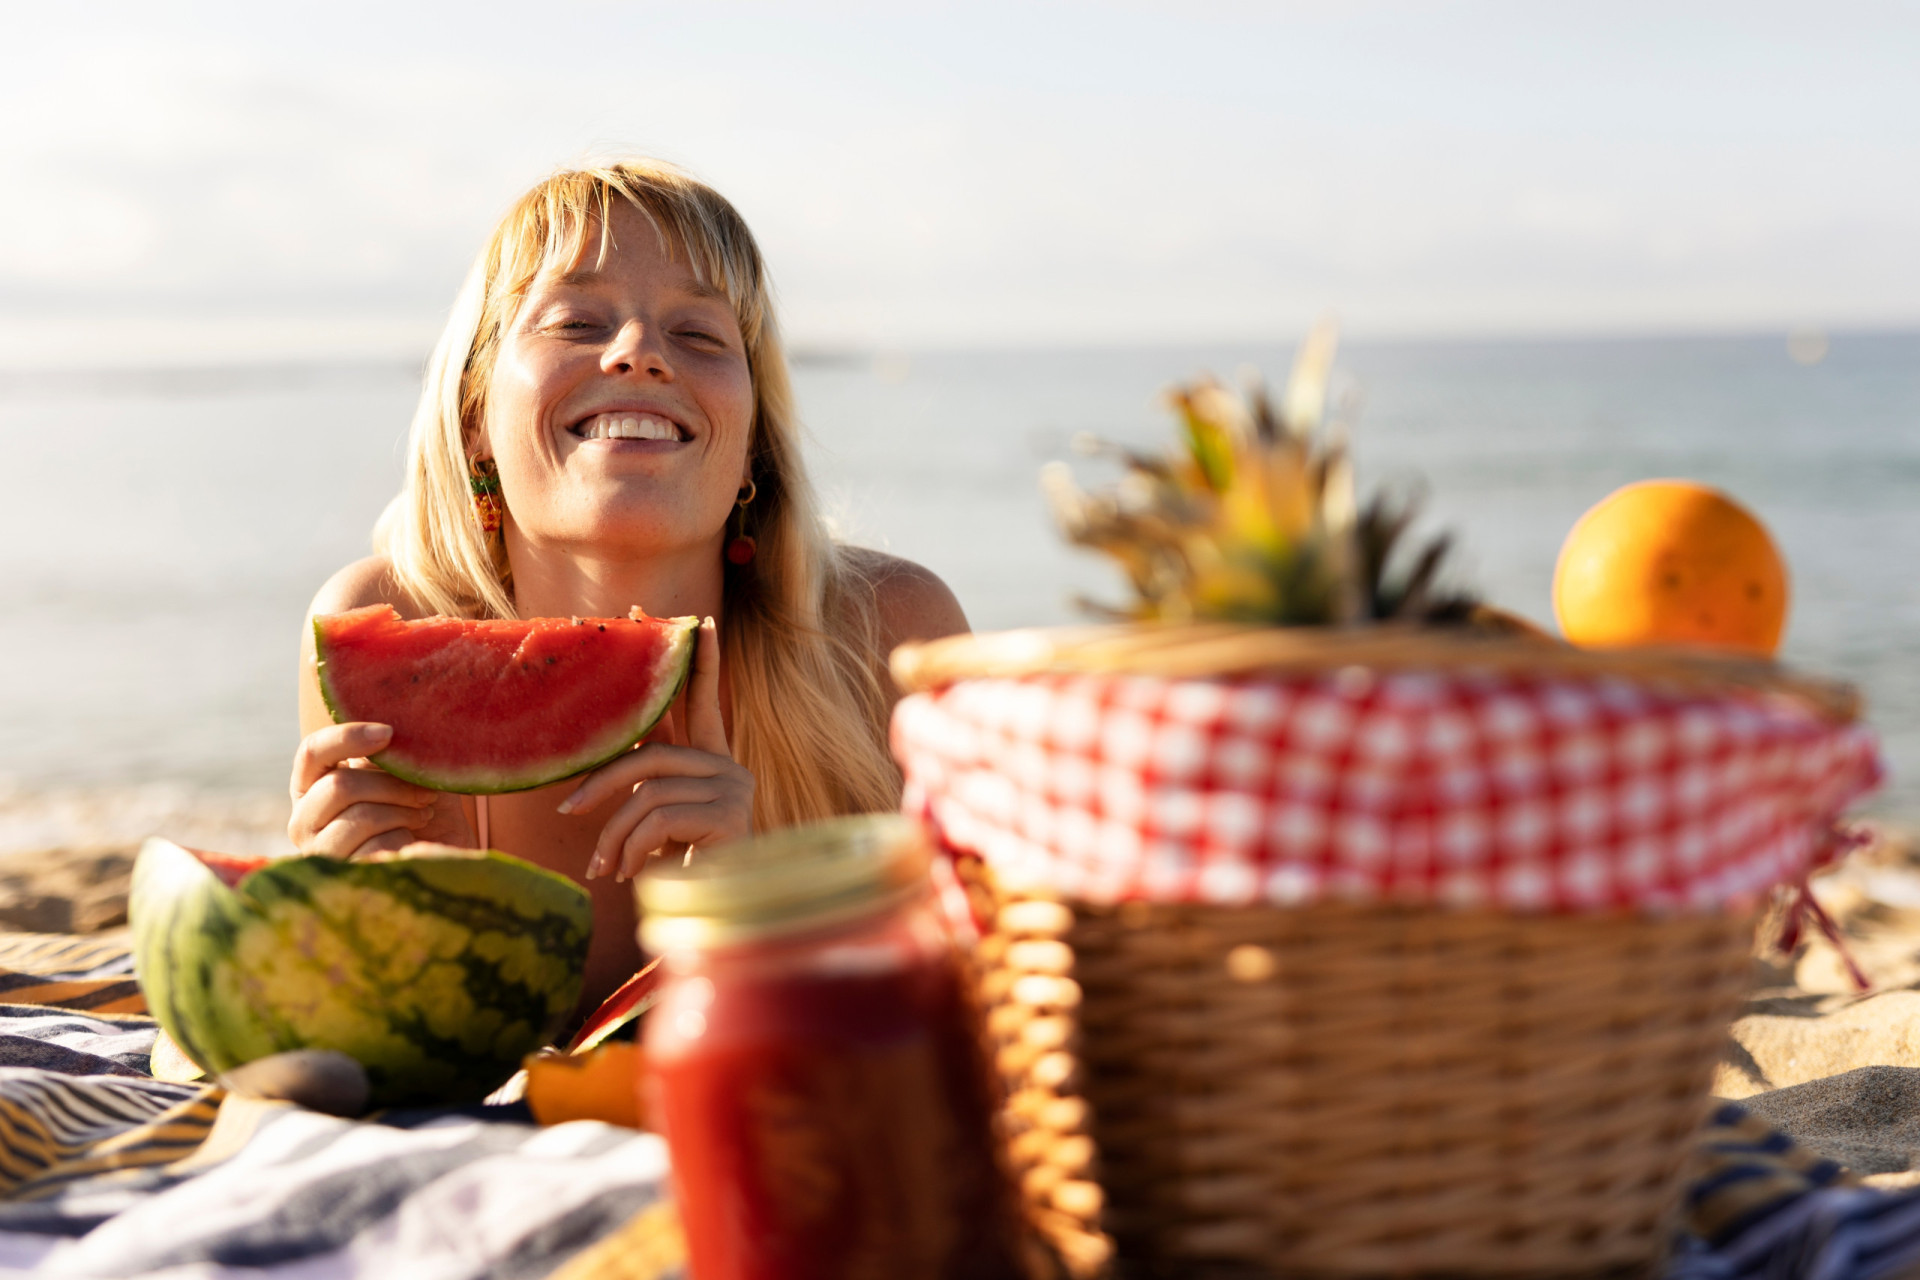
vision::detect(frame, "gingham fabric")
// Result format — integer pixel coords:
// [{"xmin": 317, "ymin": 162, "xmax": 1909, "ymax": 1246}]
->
[{"xmin": 893, "ymin": 669, "xmax": 1883, "ymax": 912}]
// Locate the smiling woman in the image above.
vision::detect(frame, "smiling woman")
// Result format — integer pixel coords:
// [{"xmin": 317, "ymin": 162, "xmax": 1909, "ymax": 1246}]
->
[{"xmin": 285, "ymin": 161, "xmax": 967, "ymax": 1008}]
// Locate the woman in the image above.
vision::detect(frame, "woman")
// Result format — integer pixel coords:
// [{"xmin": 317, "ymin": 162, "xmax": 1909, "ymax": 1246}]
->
[{"xmin": 289, "ymin": 160, "xmax": 968, "ymax": 1008}]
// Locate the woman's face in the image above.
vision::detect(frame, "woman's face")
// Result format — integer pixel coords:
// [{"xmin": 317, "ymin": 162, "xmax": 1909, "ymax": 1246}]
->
[{"xmin": 482, "ymin": 202, "xmax": 754, "ymax": 562}]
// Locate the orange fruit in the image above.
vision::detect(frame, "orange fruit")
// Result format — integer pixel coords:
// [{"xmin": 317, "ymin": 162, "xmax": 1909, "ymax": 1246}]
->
[
  {"xmin": 524, "ymin": 1041, "xmax": 645, "ymax": 1128},
  {"xmin": 1552, "ymin": 480, "xmax": 1789, "ymax": 657}
]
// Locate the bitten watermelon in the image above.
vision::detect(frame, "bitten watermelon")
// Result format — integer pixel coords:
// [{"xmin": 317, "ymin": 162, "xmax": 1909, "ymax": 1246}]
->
[
  {"xmin": 314, "ymin": 605, "xmax": 697, "ymax": 794},
  {"xmin": 130, "ymin": 839, "xmax": 591, "ymax": 1107}
]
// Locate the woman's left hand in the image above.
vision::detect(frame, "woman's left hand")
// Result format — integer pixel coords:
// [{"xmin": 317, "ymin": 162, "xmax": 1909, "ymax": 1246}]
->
[{"xmin": 560, "ymin": 617, "xmax": 754, "ymax": 882}]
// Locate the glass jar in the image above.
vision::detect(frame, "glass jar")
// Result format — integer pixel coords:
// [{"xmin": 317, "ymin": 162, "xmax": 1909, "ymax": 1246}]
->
[{"xmin": 639, "ymin": 815, "xmax": 1025, "ymax": 1280}]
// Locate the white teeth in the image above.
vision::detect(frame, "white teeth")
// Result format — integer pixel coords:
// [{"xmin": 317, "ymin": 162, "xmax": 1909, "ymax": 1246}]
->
[{"xmin": 579, "ymin": 412, "xmax": 678, "ymax": 441}]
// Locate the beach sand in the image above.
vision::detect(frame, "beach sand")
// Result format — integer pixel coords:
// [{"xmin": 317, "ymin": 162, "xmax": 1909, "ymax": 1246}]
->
[
  {"xmin": 3, "ymin": 791, "xmax": 1918, "ymax": 1185},
  {"xmin": 1706, "ymin": 824, "xmax": 1920, "ymax": 1185},
  {"xmin": 0, "ymin": 784, "xmax": 292, "ymax": 933}
]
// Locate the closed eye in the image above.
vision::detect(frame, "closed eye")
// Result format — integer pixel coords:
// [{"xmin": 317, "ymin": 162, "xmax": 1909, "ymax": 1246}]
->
[{"xmin": 523, "ymin": 300, "xmax": 605, "ymax": 334}]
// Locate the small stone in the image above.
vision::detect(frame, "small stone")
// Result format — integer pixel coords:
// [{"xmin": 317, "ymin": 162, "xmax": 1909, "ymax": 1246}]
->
[{"xmin": 221, "ymin": 1050, "xmax": 371, "ymax": 1118}]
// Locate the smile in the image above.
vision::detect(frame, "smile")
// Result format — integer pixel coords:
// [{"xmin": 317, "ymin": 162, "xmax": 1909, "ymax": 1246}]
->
[{"xmin": 570, "ymin": 412, "xmax": 690, "ymax": 442}]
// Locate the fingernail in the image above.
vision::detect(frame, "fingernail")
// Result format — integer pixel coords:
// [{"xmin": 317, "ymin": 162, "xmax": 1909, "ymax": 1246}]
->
[
  {"xmin": 368, "ymin": 725, "xmax": 393, "ymax": 744},
  {"xmin": 584, "ymin": 856, "xmax": 601, "ymax": 880},
  {"xmin": 556, "ymin": 796, "xmax": 575, "ymax": 815}
]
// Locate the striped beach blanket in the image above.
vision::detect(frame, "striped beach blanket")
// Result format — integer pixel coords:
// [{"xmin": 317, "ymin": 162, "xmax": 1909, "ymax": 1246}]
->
[
  {"xmin": 0, "ymin": 935, "xmax": 144, "ymax": 1020},
  {"xmin": 0, "ymin": 935, "xmax": 682, "ymax": 1279},
  {"xmin": 1670, "ymin": 1103, "xmax": 1920, "ymax": 1280},
  {"xmin": 0, "ymin": 933, "xmax": 1916, "ymax": 1279}
]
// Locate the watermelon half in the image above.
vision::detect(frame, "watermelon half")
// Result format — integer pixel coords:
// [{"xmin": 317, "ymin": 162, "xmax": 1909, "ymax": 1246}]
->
[
  {"xmin": 130, "ymin": 838, "xmax": 592, "ymax": 1107},
  {"xmin": 314, "ymin": 605, "xmax": 698, "ymax": 794}
]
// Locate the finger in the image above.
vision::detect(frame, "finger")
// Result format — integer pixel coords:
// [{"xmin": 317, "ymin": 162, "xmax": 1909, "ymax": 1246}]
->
[
  {"xmin": 288, "ymin": 770, "xmax": 433, "ymax": 847},
  {"xmin": 614, "ymin": 804, "xmax": 730, "ymax": 882},
  {"xmin": 291, "ymin": 723, "xmax": 393, "ymax": 798},
  {"xmin": 308, "ymin": 802, "xmax": 432, "ymax": 857},
  {"xmin": 304, "ymin": 767, "xmax": 437, "ymax": 813},
  {"xmin": 586, "ymin": 778, "xmax": 730, "ymax": 879},
  {"xmin": 559, "ymin": 744, "xmax": 736, "ymax": 815},
  {"xmin": 347, "ymin": 829, "xmax": 419, "ymax": 861},
  {"xmin": 684, "ymin": 617, "xmax": 730, "ymax": 758}
]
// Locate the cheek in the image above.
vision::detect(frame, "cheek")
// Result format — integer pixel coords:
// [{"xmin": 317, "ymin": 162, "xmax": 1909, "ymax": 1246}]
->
[
  {"xmin": 483, "ymin": 349, "xmax": 582, "ymax": 491},
  {"xmin": 486, "ymin": 342, "xmax": 548, "ymax": 429},
  {"xmin": 704, "ymin": 365, "xmax": 756, "ymax": 464}
]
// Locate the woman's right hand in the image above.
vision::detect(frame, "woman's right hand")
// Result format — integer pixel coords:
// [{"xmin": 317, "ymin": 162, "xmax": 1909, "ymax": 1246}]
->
[{"xmin": 288, "ymin": 723, "xmax": 473, "ymax": 858}]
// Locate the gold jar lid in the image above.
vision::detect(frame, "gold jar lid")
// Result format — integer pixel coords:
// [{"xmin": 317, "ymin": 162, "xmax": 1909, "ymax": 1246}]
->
[{"xmin": 638, "ymin": 814, "xmax": 932, "ymax": 953}]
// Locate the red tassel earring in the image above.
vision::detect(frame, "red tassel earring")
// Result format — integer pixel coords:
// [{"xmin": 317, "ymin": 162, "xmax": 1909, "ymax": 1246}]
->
[{"xmin": 725, "ymin": 477, "xmax": 758, "ymax": 566}]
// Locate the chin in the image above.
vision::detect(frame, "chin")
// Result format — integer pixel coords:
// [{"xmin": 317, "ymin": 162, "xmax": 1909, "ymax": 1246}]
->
[{"xmin": 554, "ymin": 510, "xmax": 723, "ymax": 560}]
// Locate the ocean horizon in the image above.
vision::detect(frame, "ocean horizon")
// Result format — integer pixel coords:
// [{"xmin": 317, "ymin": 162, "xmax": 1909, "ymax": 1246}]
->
[{"xmin": 2, "ymin": 327, "xmax": 1914, "ymax": 825}]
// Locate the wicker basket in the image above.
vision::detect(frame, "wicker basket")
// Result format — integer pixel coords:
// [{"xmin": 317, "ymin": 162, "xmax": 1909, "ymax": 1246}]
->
[{"xmin": 891, "ymin": 625, "xmax": 1876, "ymax": 1279}]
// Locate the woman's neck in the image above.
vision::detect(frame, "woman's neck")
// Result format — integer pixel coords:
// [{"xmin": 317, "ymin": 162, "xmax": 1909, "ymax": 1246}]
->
[{"xmin": 504, "ymin": 532, "xmax": 725, "ymax": 623}]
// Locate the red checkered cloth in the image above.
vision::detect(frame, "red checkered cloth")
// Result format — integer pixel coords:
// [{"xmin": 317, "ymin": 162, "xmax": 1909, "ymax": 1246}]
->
[{"xmin": 893, "ymin": 669, "xmax": 1883, "ymax": 912}]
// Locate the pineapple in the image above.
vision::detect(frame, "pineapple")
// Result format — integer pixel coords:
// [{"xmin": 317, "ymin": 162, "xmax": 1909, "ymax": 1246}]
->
[{"xmin": 1042, "ymin": 319, "xmax": 1481, "ymax": 628}]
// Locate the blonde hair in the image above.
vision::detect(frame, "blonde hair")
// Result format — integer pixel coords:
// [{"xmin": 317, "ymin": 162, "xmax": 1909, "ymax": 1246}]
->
[{"xmin": 375, "ymin": 159, "xmax": 899, "ymax": 828}]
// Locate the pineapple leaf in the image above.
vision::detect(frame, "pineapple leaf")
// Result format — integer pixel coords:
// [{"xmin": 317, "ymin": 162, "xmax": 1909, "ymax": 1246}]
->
[
  {"xmin": 1280, "ymin": 315, "xmax": 1340, "ymax": 435},
  {"xmin": 1043, "ymin": 321, "xmax": 1479, "ymax": 628},
  {"xmin": 1175, "ymin": 400, "xmax": 1236, "ymax": 493}
]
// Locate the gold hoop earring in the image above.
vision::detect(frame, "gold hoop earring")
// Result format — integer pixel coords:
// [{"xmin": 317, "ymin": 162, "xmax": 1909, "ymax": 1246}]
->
[{"xmin": 727, "ymin": 476, "xmax": 758, "ymax": 566}]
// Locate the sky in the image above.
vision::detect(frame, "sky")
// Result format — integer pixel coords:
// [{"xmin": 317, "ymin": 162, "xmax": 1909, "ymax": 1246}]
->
[{"xmin": 2, "ymin": 1, "xmax": 1917, "ymax": 362}]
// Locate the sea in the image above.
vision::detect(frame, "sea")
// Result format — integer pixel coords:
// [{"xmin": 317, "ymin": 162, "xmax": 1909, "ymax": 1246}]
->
[{"xmin": 1, "ymin": 332, "xmax": 1915, "ymax": 834}]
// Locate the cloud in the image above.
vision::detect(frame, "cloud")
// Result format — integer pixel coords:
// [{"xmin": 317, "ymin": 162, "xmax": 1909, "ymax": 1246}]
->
[{"xmin": 0, "ymin": 1, "xmax": 1915, "ymax": 354}]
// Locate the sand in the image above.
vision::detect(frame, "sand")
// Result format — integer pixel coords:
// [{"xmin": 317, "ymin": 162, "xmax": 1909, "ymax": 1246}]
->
[
  {"xmin": 1701, "ymin": 826, "xmax": 1920, "ymax": 1185},
  {"xmin": 0, "ymin": 784, "xmax": 292, "ymax": 933},
  {"xmin": 1735, "ymin": 1067, "xmax": 1920, "ymax": 1182}
]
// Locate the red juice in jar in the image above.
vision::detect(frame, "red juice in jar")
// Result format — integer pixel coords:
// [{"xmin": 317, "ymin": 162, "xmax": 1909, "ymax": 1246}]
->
[{"xmin": 639, "ymin": 816, "xmax": 1024, "ymax": 1280}]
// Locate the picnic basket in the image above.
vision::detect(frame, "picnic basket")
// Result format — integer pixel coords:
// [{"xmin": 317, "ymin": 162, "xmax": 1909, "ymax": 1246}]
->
[{"xmin": 891, "ymin": 623, "xmax": 1880, "ymax": 1278}]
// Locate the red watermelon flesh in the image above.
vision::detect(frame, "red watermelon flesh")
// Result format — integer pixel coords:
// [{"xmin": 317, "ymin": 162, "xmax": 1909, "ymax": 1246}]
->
[
  {"xmin": 190, "ymin": 848, "xmax": 272, "ymax": 888},
  {"xmin": 314, "ymin": 605, "xmax": 698, "ymax": 794}
]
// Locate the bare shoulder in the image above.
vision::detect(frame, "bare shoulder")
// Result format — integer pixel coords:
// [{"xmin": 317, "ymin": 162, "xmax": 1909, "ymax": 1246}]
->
[
  {"xmin": 837, "ymin": 547, "xmax": 970, "ymax": 652},
  {"xmin": 307, "ymin": 556, "xmax": 431, "ymax": 621}
]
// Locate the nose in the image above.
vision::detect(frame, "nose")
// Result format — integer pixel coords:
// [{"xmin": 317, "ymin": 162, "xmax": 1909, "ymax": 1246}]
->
[{"xmin": 602, "ymin": 319, "xmax": 672, "ymax": 379}]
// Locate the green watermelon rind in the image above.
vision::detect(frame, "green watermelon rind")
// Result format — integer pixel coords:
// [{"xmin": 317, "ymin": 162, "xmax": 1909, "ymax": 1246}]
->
[
  {"xmin": 130, "ymin": 838, "xmax": 591, "ymax": 1107},
  {"xmin": 313, "ymin": 613, "xmax": 698, "ymax": 795}
]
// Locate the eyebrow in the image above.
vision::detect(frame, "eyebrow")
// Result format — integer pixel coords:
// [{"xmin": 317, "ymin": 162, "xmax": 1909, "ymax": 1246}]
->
[{"xmin": 546, "ymin": 267, "xmax": 729, "ymax": 303}]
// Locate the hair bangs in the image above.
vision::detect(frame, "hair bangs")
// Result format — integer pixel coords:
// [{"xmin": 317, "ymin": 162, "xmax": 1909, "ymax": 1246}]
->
[{"xmin": 496, "ymin": 167, "xmax": 767, "ymax": 351}]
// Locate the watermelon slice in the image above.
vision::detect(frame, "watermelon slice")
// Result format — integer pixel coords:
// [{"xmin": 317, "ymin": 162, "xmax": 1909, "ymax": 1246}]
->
[
  {"xmin": 314, "ymin": 605, "xmax": 698, "ymax": 794},
  {"xmin": 565, "ymin": 957, "xmax": 664, "ymax": 1054}
]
